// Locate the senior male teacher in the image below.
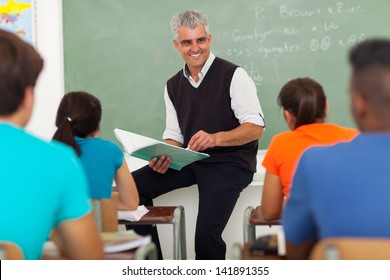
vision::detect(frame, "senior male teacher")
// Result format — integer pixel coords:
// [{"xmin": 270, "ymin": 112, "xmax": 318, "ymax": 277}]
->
[{"xmin": 129, "ymin": 9, "xmax": 265, "ymax": 260}]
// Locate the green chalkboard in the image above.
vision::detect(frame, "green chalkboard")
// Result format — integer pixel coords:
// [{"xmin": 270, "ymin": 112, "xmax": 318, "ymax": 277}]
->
[{"xmin": 63, "ymin": 0, "xmax": 390, "ymax": 148}]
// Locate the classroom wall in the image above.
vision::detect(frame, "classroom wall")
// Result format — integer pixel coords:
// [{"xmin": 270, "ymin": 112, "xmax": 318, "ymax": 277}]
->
[{"xmin": 26, "ymin": 0, "xmax": 64, "ymax": 140}]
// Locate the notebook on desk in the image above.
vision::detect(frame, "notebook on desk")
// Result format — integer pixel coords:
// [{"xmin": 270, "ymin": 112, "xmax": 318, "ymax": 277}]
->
[{"xmin": 101, "ymin": 230, "xmax": 151, "ymax": 253}]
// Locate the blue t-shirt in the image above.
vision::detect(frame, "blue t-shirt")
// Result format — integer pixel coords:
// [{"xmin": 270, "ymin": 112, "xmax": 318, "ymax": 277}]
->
[
  {"xmin": 283, "ymin": 133, "xmax": 390, "ymax": 244},
  {"xmin": 75, "ymin": 137, "xmax": 123, "ymax": 199},
  {"xmin": 0, "ymin": 123, "xmax": 91, "ymax": 259}
]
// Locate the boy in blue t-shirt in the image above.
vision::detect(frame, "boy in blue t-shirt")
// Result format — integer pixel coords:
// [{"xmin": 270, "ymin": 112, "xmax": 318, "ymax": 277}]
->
[
  {"xmin": 0, "ymin": 29, "xmax": 103, "ymax": 259},
  {"xmin": 283, "ymin": 39, "xmax": 390, "ymax": 259}
]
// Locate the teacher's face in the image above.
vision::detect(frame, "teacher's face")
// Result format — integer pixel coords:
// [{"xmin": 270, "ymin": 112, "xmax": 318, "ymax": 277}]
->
[{"xmin": 173, "ymin": 25, "xmax": 212, "ymax": 75}]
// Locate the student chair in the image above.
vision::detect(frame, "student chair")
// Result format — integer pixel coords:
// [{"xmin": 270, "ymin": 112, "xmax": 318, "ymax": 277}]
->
[
  {"xmin": 92, "ymin": 199, "xmax": 118, "ymax": 233},
  {"xmin": 118, "ymin": 206, "xmax": 187, "ymax": 260},
  {"xmin": 91, "ymin": 199, "xmax": 158, "ymax": 260},
  {"xmin": 0, "ymin": 242, "xmax": 23, "ymax": 260},
  {"xmin": 243, "ymin": 206, "xmax": 281, "ymax": 243},
  {"xmin": 310, "ymin": 237, "xmax": 390, "ymax": 260}
]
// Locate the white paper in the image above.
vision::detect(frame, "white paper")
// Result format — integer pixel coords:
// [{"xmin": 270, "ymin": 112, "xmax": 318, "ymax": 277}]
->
[
  {"xmin": 117, "ymin": 205, "xmax": 149, "ymax": 222},
  {"xmin": 114, "ymin": 128, "xmax": 158, "ymax": 154}
]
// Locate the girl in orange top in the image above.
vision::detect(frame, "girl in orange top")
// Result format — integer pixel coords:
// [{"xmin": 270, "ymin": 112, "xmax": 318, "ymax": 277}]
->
[{"xmin": 260, "ymin": 78, "xmax": 359, "ymax": 220}]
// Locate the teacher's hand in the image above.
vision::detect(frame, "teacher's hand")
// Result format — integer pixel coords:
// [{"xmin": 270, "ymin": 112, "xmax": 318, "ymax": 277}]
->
[
  {"xmin": 187, "ymin": 130, "xmax": 216, "ymax": 151},
  {"xmin": 149, "ymin": 156, "xmax": 171, "ymax": 174}
]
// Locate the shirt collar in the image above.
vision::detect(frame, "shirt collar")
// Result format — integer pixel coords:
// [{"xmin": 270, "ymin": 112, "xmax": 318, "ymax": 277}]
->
[{"xmin": 182, "ymin": 52, "xmax": 215, "ymax": 81}]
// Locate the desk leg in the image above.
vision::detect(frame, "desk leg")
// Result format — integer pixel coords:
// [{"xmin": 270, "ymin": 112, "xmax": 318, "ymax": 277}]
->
[
  {"xmin": 173, "ymin": 206, "xmax": 187, "ymax": 260},
  {"xmin": 243, "ymin": 206, "xmax": 256, "ymax": 243}
]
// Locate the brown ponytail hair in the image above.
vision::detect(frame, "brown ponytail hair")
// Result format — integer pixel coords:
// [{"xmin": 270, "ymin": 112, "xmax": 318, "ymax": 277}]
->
[
  {"xmin": 52, "ymin": 91, "xmax": 102, "ymax": 156},
  {"xmin": 278, "ymin": 78, "xmax": 327, "ymax": 129}
]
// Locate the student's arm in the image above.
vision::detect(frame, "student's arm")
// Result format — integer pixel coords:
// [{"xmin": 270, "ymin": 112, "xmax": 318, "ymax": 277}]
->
[
  {"xmin": 260, "ymin": 171, "xmax": 284, "ymax": 220},
  {"xmin": 113, "ymin": 159, "xmax": 139, "ymax": 210},
  {"xmin": 187, "ymin": 122, "xmax": 263, "ymax": 151},
  {"xmin": 51, "ymin": 213, "xmax": 103, "ymax": 260}
]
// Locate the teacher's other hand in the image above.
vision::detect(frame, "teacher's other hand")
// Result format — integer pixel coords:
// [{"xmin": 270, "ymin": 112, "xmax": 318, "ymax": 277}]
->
[{"xmin": 149, "ymin": 156, "xmax": 171, "ymax": 174}]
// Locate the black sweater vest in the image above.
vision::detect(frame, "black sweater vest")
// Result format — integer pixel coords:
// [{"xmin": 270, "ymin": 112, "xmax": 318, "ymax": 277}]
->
[{"xmin": 166, "ymin": 57, "xmax": 258, "ymax": 172}]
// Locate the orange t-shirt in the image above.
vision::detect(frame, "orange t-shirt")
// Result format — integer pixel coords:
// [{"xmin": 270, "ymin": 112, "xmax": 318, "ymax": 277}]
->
[{"xmin": 262, "ymin": 123, "xmax": 359, "ymax": 199}]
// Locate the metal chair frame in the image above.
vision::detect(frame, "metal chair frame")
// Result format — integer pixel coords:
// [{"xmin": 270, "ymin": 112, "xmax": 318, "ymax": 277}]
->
[
  {"xmin": 119, "ymin": 206, "xmax": 187, "ymax": 260},
  {"xmin": 243, "ymin": 206, "xmax": 281, "ymax": 243}
]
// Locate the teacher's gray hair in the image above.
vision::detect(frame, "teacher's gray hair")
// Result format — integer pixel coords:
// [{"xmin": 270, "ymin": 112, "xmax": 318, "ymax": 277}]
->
[{"xmin": 170, "ymin": 9, "xmax": 209, "ymax": 40}]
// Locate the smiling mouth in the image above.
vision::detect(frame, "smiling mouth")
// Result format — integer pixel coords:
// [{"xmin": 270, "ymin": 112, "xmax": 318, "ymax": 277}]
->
[{"xmin": 189, "ymin": 53, "xmax": 201, "ymax": 57}]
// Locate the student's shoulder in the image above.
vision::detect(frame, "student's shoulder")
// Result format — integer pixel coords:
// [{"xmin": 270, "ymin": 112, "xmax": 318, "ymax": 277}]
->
[
  {"xmin": 22, "ymin": 135, "xmax": 81, "ymax": 170},
  {"xmin": 98, "ymin": 137, "xmax": 121, "ymax": 149},
  {"xmin": 302, "ymin": 138, "xmax": 355, "ymax": 164},
  {"xmin": 329, "ymin": 123, "xmax": 359, "ymax": 136},
  {"xmin": 77, "ymin": 137, "xmax": 120, "ymax": 149},
  {"xmin": 45, "ymin": 138, "xmax": 79, "ymax": 159},
  {"xmin": 92, "ymin": 137, "xmax": 123, "ymax": 155},
  {"xmin": 18, "ymin": 129, "xmax": 74, "ymax": 156},
  {"xmin": 269, "ymin": 131, "xmax": 297, "ymax": 147}
]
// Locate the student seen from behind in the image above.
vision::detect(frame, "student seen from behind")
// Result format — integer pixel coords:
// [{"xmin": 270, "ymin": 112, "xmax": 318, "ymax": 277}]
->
[
  {"xmin": 260, "ymin": 78, "xmax": 358, "ymax": 220},
  {"xmin": 53, "ymin": 91, "xmax": 139, "ymax": 210},
  {"xmin": 0, "ymin": 29, "xmax": 103, "ymax": 259},
  {"xmin": 283, "ymin": 39, "xmax": 390, "ymax": 259}
]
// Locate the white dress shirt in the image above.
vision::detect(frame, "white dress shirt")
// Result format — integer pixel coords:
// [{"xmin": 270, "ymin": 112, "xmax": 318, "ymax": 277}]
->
[{"xmin": 163, "ymin": 52, "xmax": 265, "ymax": 144}]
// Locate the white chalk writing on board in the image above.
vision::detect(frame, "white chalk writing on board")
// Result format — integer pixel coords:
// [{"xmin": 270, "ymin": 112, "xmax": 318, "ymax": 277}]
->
[{"xmin": 214, "ymin": 1, "xmax": 368, "ymax": 85}]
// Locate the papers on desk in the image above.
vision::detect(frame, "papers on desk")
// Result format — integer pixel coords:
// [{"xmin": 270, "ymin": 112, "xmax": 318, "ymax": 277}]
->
[
  {"xmin": 101, "ymin": 230, "xmax": 151, "ymax": 253},
  {"xmin": 43, "ymin": 229, "xmax": 152, "ymax": 255},
  {"xmin": 118, "ymin": 205, "xmax": 149, "ymax": 222},
  {"xmin": 114, "ymin": 128, "xmax": 210, "ymax": 171}
]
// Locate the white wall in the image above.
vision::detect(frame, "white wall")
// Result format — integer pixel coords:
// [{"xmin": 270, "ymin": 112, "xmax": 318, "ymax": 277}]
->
[{"xmin": 26, "ymin": 0, "xmax": 64, "ymax": 140}]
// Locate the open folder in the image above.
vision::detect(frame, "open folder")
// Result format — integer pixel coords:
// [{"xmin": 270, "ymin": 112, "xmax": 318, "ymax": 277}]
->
[{"xmin": 114, "ymin": 128, "xmax": 210, "ymax": 171}]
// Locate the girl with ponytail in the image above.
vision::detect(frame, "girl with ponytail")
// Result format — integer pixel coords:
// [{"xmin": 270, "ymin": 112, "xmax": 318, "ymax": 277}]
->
[{"xmin": 53, "ymin": 91, "xmax": 139, "ymax": 210}]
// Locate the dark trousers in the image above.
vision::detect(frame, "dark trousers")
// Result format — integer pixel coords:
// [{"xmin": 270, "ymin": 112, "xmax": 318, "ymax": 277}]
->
[{"xmin": 127, "ymin": 162, "xmax": 253, "ymax": 260}]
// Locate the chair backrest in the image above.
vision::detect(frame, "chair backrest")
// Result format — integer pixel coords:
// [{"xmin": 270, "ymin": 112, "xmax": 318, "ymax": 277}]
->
[
  {"xmin": 0, "ymin": 242, "xmax": 23, "ymax": 260},
  {"xmin": 92, "ymin": 199, "xmax": 118, "ymax": 233},
  {"xmin": 310, "ymin": 238, "xmax": 390, "ymax": 260}
]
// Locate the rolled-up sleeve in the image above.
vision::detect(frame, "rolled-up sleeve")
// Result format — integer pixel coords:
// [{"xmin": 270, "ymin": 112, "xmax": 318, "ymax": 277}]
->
[
  {"xmin": 230, "ymin": 67, "xmax": 265, "ymax": 127},
  {"xmin": 162, "ymin": 85, "xmax": 184, "ymax": 144}
]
